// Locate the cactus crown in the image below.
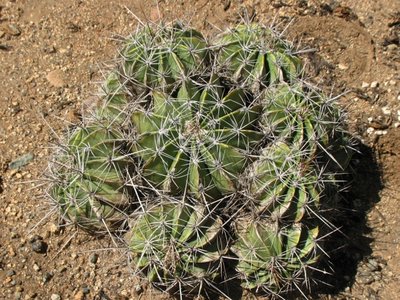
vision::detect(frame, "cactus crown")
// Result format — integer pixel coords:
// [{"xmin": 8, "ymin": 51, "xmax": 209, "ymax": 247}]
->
[{"xmin": 48, "ymin": 21, "xmax": 352, "ymax": 298}]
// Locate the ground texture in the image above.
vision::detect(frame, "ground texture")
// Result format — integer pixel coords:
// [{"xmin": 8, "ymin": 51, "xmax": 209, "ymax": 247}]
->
[{"xmin": 0, "ymin": 0, "xmax": 399, "ymax": 299}]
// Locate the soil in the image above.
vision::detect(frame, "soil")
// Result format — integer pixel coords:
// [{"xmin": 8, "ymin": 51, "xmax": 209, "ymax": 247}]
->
[{"xmin": 0, "ymin": 0, "xmax": 399, "ymax": 299}]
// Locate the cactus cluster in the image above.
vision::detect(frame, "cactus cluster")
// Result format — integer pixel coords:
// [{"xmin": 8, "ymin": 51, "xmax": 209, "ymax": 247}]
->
[{"xmin": 48, "ymin": 22, "xmax": 352, "ymax": 298}]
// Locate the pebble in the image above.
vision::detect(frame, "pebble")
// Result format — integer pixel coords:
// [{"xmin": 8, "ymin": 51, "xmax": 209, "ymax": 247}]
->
[
  {"xmin": 366, "ymin": 127, "xmax": 375, "ymax": 135},
  {"xmin": 50, "ymin": 294, "xmax": 61, "ymax": 300},
  {"xmin": 73, "ymin": 291, "xmax": 84, "ymax": 300},
  {"xmin": 375, "ymin": 130, "xmax": 387, "ymax": 135},
  {"xmin": 89, "ymin": 253, "xmax": 98, "ymax": 264},
  {"xmin": 33, "ymin": 263, "xmax": 40, "ymax": 272},
  {"xmin": 29, "ymin": 235, "xmax": 47, "ymax": 254},
  {"xmin": 370, "ymin": 81, "xmax": 379, "ymax": 88},
  {"xmin": 382, "ymin": 106, "xmax": 391, "ymax": 115},
  {"xmin": 7, "ymin": 270, "xmax": 16, "ymax": 276},
  {"xmin": 361, "ymin": 82, "xmax": 369, "ymax": 88},
  {"xmin": 387, "ymin": 44, "xmax": 398, "ymax": 51},
  {"xmin": 8, "ymin": 153, "xmax": 34, "ymax": 170},
  {"xmin": 46, "ymin": 70, "xmax": 65, "ymax": 87},
  {"xmin": 338, "ymin": 63, "xmax": 349, "ymax": 70},
  {"xmin": 43, "ymin": 272, "xmax": 53, "ymax": 283},
  {"xmin": 7, "ymin": 24, "xmax": 21, "ymax": 36}
]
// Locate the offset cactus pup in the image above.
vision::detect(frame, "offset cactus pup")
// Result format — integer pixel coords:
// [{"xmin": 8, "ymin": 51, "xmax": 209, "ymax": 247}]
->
[{"xmin": 47, "ymin": 21, "xmax": 354, "ymax": 299}]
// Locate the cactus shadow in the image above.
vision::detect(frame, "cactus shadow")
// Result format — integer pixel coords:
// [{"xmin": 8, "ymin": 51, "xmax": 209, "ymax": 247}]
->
[{"xmin": 310, "ymin": 141, "xmax": 382, "ymax": 297}]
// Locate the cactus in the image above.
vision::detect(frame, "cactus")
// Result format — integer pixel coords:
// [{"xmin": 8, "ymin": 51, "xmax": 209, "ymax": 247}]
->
[
  {"xmin": 47, "ymin": 21, "xmax": 354, "ymax": 298},
  {"xmin": 232, "ymin": 219, "xmax": 319, "ymax": 293},
  {"xmin": 215, "ymin": 24, "xmax": 302, "ymax": 92},
  {"xmin": 130, "ymin": 77, "xmax": 264, "ymax": 199},
  {"xmin": 121, "ymin": 22, "xmax": 209, "ymax": 90},
  {"xmin": 127, "ymin": 200, "xmax": 229, "ymax": 294},
  {"xmin": 50, "ymin": 122, "xmax": 135, "ymax": 234}
]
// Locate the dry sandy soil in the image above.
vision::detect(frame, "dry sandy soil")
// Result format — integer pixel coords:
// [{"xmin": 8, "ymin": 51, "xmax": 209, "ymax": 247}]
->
[{"xmin": 0, "ymin": 0, "xmax": 399, "ymax": 299}]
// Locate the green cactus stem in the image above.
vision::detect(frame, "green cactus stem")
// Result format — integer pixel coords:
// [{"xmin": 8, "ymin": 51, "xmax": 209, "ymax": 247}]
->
[
  {"xmin": 127, "ymin": 200, "xmax": 229, "ymax": 293},
  {"xmin": 131, "ymin": 77, "xmax": 264, "ymax": 199},
  {"xmin": 121, "ymin": 22, "xmax": 209, "ymax": 90}
]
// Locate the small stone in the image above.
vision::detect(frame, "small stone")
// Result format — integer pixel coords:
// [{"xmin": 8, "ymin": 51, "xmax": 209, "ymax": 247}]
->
[
  {"xmin": 9, "ymin": 153, "xmax": 34, "ymax": 170},
  {"xmin": 43, "ymin": 272, "xmax": 53, "ymax": 283},
  {"xmin": 46, "ymin": 70, "xmax": 65, "ymax": 87},
  {"xmin": 73, "ymin": 291, "xmax": 84, "ymax": 300},
  {"xmin": 366, "ymin": 127, "xmax": 375, "ymax": 135},
  {"xmin": 7, "ymin": 24, "xmax": 21, "ymax": 36},
  {"xmin": 50, "ymin": 294, "xmax": 61, "ymax": 300},
  {"xmin": 394, "ymin": 122, "xmax": 399, "ymax": 128},
  {"xmin": 382, "ymin": 106, "xmax": 391, "ymax": 115},
  {"xmin": 82, "ymin": 287, "xmax": 90, "ymax": 294},
  {"xmin": 370, "ymin": 81, "xmax": 379, "ymax": 88},
  {"xmin": 338, "ymin": 63, "xmax": 349, "ymax": 70},
  {"xmin": 7, "ymin": 270, "xmax": 16, "ymax": 276},
  {"xmin": 89, "ymin": 253, "xmax": 98, "ymax": 264},
  {"xmin": 387, "ymin": 44, "xmax": 398, "ymax": 51},
  {"xmin": 389, "ymin": 80, "xmax": 396, "ymax": 86},
  {"xmin": 29, "ymin": 235, "xmax": 47, "ymax": 254},
  {"xmin": 33, "ymin": 263, "xmax": 40, "ymax": 272},
  {"xmin": 375, "ymin": 130, "xmax": 387, "ymax": 135},
  {"xmin": 15, "ymin": 292, "xmax": 22, "ymax": 300},
  {"xmin": 361, "ymin": 82, "xmax": 369, "ymax": 88}
]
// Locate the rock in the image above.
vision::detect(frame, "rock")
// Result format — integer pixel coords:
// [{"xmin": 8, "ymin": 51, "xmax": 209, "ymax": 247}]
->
[
  {"xmin": 387, "ymin": 44, "xmax": 398, "ymax": 51},
  {"xmin": 382, "ymin": 106, "xmax": 391, "ymax": 115},
  {"xmin": 89, "ymin": 253, "xmax": 98, "ymax": 264},
  {"xmin": 73, "ymin": 291, "xmax": 84, "ymax": 300},
  {"xmin": 46, "ymin": 70, "xmax": 65, "ymax": 87},
  {"xmin": 370, "ymin": 81, "xmax": 379, "ymax": 88},
  {"xmin": 361, "ymin": 82, "xmax": 369, "ymax": 88},
  {"xmin": 7, "ymin": 24, "xmax": 21, "ymax": 36},
  {"xmin": 33, "ymin": 263, "xmax": 40, "ymax": 272},
  {"xmin": 338, "ymin": 63, "xmax": 349, "ymax": 70},
  {"xmin": 43, "ymin": 272, "xmax": 53, "ymax": 283},
  {"xmin": 7, "ymin": 270, "xmax": 16, "ymax": 276},
  {"xmin": 29, "ymin": 235, "xmax": 47, "ymax": 254},
  {"xmin": 50, "ymin": 294, "xmax": 61, "ymax": 300},
  {"xmin": 8, "ymin": 153, "xmax": 34, "ymax": 170}
]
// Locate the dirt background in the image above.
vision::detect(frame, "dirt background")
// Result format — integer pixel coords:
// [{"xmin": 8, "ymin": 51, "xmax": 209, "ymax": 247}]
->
[{"xmin": 0, "ymin": 0, "xmax": 399, "ymax": 299}]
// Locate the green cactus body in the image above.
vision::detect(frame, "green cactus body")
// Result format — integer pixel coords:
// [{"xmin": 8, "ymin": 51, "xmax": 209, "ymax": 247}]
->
[
  {"xmin": 97, "ymin": 72, "xmax": 129, "ymax": 121},
  {"xmin": 48, "ymin": 21, "xmax": 354, "ymax": 298},
  {"xmin": 52, "ymin": 175, "xmax": 129, "ymax": 233},
  {"xmin": 131, "ymin": 78, "xmax": 264, "ymax": 199},
  {"xmin": 127, "ymin": 201, "xmax": 229, "ymax": 290},
  {"xmin": 245, "ymin": 142, "xmax": 320, "ymax": 220},
  {"xmin": 51, "ymin": 124, "xmax": 134, "ymax": 233},
  {"xmin": 122, "ymin": 23, "xmax": 209, "ymax": 89},
  {"xmin": 231, "ymin": 220, "xmax": 319, "ymax": 291},
  {"xmin": 216, "ymin": 24, "xmax": 302, "ymax": 90}
]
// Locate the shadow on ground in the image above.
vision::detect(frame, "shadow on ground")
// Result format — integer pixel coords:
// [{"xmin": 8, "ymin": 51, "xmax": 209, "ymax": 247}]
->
[{"xmin": 310, "ymin": 142, "xmax": 382, "ymax": 297}]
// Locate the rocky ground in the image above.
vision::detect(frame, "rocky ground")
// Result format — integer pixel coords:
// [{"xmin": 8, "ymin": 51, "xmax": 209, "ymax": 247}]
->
[{"xmin": 0, "ymin": 0, "xmax": 399, "ymax": 299}]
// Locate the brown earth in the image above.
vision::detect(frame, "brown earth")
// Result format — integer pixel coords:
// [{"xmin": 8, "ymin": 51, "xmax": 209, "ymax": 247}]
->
[{"xmin": 0, "ymin": 0, "xmax": 399, "ymax": 299}]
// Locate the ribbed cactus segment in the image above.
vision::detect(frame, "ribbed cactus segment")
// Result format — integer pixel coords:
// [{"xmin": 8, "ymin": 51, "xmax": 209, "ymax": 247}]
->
[
  {"xmin": 128, "ymin": 201, "xmax": 229, "ymax": 290},
  {"xmin": 51, "ymin": 174, "xmax": 129, "ymax": 234},
  {"xmin": 245, "ymin": 142, "xmax": 320, "ymax": 220},
  {"xmin": 122, "ymin": 22, "xmax": 209, "ymax": 89},
  {"xmin": 215, "ymin": 24, "xmax": 302, "ymax": 90},
  {"xmin": 231, "ymin": 220, "xmax": 319, "ymax": 292},
  {"xmin": 97, "ymin": 72, "xmax": 128, "ymax": 121},
  {"xmin": 131, "ymin": 78, "xmax": 264, "ymax": 199},
  {"xmin": 51, "ymin": 124, "xmax": 134, "ymax": 233}
]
